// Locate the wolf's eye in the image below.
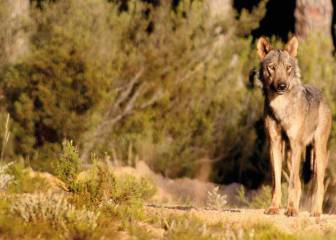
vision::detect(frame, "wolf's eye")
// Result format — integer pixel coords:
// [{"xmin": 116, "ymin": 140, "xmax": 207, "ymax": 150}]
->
[
  {"xmin": 268, "ymin": 65, "xmax": 275, "ymax": 72},
  {"xmin": 286, "ymin": 65, "xmax": 292, "ymax": 72}
]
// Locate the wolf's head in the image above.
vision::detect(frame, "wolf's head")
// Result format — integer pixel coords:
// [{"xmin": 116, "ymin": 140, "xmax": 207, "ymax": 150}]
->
[{"xmin": 257, "ymin": 36, "xmax": 301, "ymax": 95}]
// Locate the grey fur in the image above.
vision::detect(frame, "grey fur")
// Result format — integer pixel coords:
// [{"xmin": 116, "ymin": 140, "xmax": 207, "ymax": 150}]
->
[{"xmin": 257, "ymin": 36, "xmax": 332, "ymax": 217}]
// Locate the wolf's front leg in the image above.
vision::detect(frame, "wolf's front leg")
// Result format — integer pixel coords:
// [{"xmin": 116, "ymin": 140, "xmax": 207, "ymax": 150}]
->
[
  {"xmin": 264, "ymin": 117, "xmax": 283, "ymax": 215},
  {"xmin": 286, "ymin": 141, "xmax": 302, "ymax": 217}
]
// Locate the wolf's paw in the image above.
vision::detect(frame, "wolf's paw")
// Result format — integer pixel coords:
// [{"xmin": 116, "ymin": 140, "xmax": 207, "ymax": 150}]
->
[
  {"xmin": 264, "ymin": 207, "xmax": 280, "ymax": 215},
  {"xmin": 285, "ymin": 207, "xmax": 298, "ymax": 217}
]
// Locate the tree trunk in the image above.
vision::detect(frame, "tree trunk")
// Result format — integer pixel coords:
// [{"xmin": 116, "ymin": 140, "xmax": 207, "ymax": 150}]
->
[
  {"xmin": 294, "ymin": 0, "xmax": 333, "ymax": 39},
  {"xmin": 208, "ymin": 0, "xmax": 232, "ymax": 19},
  {"xmin": 1, "ymin": 0, "xmax": 30, "ymax": 64}
]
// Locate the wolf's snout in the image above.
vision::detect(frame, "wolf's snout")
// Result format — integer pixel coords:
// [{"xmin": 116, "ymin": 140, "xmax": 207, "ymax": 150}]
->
[{"xmin": 277, "ymin": 82, "xmax": 287, "ymax": 91}]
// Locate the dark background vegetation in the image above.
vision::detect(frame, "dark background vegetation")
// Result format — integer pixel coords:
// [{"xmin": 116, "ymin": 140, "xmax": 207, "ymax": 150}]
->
[{"xmin": 1, "ymin": 0, "xmax": 336, "ymax": 205}]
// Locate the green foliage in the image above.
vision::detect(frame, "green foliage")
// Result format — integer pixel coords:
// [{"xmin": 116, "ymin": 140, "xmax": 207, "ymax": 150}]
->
[
  {"xmin": 83, "ymin": 0, "xmax": 263, "ymax": 179},
  {"xmin": 71, "ymin": 162, "xmax": 156, "ymax": 221},
  {"xmin": 236, "ymin": 185, "xmax": 271, "ymax": 209},
  {"xmin": 236, "ymin": 183, "xmax": 290, "ymax": 209},
  {"xmin": 236, "ymin": 0, "xmax": 268, "ymax": 36},
  {"xmin": 71, "ymin": 163, "xmax": 116, "ymax": 206},
  {"xmin": 1, "ymin": 0, "xmax": 115, "ymax": 169},
  {"xmin": 54, "ymin": 140, "xmax": 80, "ymax": 186},
  {"xmin": 0, "ymin": 0, "xmax": 265, "ymax": 180},
  {"xmin": 104, "ymin": 175, "xmax": 156, "ymax": 221},
  {"xmin": 110, "ymin": 174, "xmax": 156, "ymax": 204}
]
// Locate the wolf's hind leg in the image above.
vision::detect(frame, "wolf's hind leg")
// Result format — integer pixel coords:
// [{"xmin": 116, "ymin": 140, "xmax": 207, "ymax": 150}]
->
[
  {"xmin": 311, "ymin": 105, "xmax": 331, "ymax": 217},
  {"xmin": 311, "ymin": 139, "xmax": 328, "ymax": 217}
]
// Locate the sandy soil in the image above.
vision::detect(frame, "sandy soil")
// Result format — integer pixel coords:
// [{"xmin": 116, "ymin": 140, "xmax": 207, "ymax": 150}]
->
[{"xmin": 145, "ymin": 205, "xmax": 336, "ymax": 236}]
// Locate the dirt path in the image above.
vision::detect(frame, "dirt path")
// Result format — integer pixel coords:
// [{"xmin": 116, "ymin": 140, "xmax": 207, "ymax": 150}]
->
[
  {"xmin": 145, "ymin": 205, "xmax": 336, "ymax": 236},
  {"xmin": 111, "ymin": 162, "xmax": 336, "ymax": 238}
]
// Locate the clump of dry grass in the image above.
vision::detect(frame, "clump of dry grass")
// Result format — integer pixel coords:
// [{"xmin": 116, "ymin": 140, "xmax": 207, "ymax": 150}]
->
[
  {"xmin": 0, "ymin": 114, "xmax": 10, "ymax": 162},
  {"xmin": 10, "ymin": 191, "xmax": 99, "ymax": 232},
  {"xmin": 206, "ymin": 186, "xmax": 227, "ymax": 210},
  {"xmin": 0, "ymin": 162, "xmax": 14, "ymax": 191}
]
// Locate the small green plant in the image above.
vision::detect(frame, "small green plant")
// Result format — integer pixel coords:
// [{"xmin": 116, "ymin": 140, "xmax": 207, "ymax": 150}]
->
[
  {"xmin": 71, "ymin": 161, "xmax": 156, "ymax": 222},
  {"xmin": 104, "ymin": 174, "xmax": 156, "ymax": 221},
  {"xmin": 73, "ymin": 162, "xmax": 155, "ymax": 204},
  {"xmin": 206, "ymin": 186, "xmax": 227, "ymax": 210},
  {"xmin": 54, "ymin": 140, "xmax": 80, "ymax": 187},
  {"xmin": 236, "ymin": 185, "xmax": 271, "ymax": 209},
  {"xmin": 71, "ymin": 163, "xmax": 116, "ymax": 205},
  {"xmin": 236, "ymin": 183, "xmax": 289, "ymax": 209},
  {"xmin": 111, "ymin": 174, "xmax": 156, "ymax": 205}
]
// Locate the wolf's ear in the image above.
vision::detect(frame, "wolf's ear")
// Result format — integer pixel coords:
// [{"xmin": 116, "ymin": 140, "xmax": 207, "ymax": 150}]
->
[
  {"xmin": 284, "ymin": 36, "xmax": 298, "ymax": 57},
  {"xmin": 257, "ymin": 37, "xmax": 272, "ymax": 60}
]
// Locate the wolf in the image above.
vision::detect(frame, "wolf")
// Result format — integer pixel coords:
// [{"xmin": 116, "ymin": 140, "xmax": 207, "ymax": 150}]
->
[{"xmin": 257, "ymin": 36, "xmax": 332, "ymax": 217}]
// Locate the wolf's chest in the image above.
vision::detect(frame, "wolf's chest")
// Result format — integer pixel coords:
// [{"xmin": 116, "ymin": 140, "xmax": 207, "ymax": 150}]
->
[{"xmin": 269, "ymin": 96, "xmax": 292, "ymax": 123}]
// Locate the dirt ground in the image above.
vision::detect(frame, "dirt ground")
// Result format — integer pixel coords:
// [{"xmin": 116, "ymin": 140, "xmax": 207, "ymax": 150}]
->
[
  {"xmin": 119, "ymin": 161, "xmax": 336, "ymax": 237},
  {"xmin": 145, "ymin": 205, "xmax": 336, "ymax": 235},
  {"xmin": 34, "ymin": 161, "xmax": 336, "ymax": 238}
]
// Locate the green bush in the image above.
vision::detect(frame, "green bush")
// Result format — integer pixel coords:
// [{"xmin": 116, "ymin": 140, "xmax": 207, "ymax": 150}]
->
[
  {"xmin": 54, "ymin": 140, "xmax": 80, "ymax": 186},
  {"xmin": 71, "ymin": 163, "xmax": 116, "ymax": 206},
  {"xmin": 80, "ymin": 0, "xmax": 265, "ymax": 179},
  {"xmin": 71, "ymin": 162, "xmax": 156, "ymax": 211},
  {"xmin": 1, "ymin": 0, "xmax": 115, "ymax": 170},
  {"xmin": 0, "ymin": 0, "xmax": 266, "ymax": 179}
]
